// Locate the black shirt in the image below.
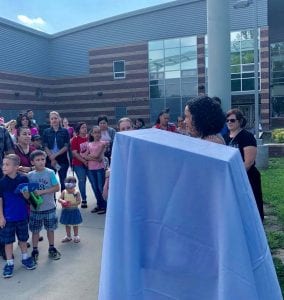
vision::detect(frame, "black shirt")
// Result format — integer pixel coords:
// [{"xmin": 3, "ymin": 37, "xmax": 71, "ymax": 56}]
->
[{"xmin": 224, "ymin": 129, "xmax": 257, "ymax": 162}]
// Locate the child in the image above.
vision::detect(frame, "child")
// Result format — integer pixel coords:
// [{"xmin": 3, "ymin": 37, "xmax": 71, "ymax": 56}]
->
[
  {"xmin": 81, "ymin": 126, "xmax": 107, "ymax": 214},
  {"xmin": 0, "ymin": 154, "xmax": 36, "ymax": 278},
  {"xmin": 58, "ymin": 176, "xmax": 82, "ymax": 243},
  {"xmin": 28, "ymin": 150, "xmax": 61, "ymax": 262}
]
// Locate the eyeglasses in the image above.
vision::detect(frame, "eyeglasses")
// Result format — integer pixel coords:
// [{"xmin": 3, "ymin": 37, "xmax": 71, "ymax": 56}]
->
[{"xmin": 226, "ymin": 118, "xmax": 237, "ymax": 123}]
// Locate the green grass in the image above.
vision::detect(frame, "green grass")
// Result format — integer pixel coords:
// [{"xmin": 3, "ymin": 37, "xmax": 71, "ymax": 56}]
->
[
  {"xmin": 261, "ymin": 158, "xmax": 284, "ymax": 295},
  {"xmin": 267, "ymin": 231, "xmax": 284, "ymax": 252},
  {"xmin": 273, "ymin": 257, "xmax": 284, "ymax": 293},
  {"xmin": 261, "ymin": 158, "xmax": 284, "ymax": 225}
]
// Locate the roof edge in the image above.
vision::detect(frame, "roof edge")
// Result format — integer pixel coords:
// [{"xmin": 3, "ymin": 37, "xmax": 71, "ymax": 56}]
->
[
  {"xmin": 0, "ymin": 16, "xmax": 50, "ymax": 38},
  {"xmin": 51, "ymin": 0, "xmax": 199, "ymax": 38},
  {"xmin": 0, "ymin": 0, "xmax": 201, "ymax": 39}
]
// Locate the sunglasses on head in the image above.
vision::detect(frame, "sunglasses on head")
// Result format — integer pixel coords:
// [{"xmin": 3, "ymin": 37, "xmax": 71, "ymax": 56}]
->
[{"xmin": 226, "ymin": 118, "xmax": 237, "ymax": 123}]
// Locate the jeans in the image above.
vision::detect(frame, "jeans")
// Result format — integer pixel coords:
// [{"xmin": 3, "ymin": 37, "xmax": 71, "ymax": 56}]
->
[
  {"xmin": 47, "ymin": 162, "xmax": 69, "ymax": 191},
  {"xmin": 88, "ymin": 168, "xmax": 106, "ymax": 209},
  {"xmin": 73, "ymin": 165, "xmax": 88, "ymax": 202}
]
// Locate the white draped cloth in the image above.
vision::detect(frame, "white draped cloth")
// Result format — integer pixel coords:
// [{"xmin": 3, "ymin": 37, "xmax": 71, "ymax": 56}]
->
[{"xmin": 99, "ymin": 129, "xmax": 281, "ymax": 300}]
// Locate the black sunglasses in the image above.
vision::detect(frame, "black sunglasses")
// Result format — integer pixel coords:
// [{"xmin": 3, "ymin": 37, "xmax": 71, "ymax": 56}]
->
[{"xmin": 226, "ymin": 118, "xmax": 237, "ymax": 123}]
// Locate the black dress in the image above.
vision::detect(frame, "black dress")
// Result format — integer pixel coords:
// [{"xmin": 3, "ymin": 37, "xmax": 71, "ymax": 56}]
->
[{"xmin": 224, "ymin": 129, "xmax": 264, "ymax": 221}]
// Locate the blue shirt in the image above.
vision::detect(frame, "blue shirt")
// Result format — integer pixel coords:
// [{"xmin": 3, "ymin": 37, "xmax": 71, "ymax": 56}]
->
[{"xmin": 0, "ymin": 174, "xmax": 29, "ymax": 222}]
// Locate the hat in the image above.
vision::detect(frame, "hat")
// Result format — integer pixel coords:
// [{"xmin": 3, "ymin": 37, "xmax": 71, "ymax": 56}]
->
[{"xmin": 31, "ymin": 134, "xmax": 42, "ymax": 141}]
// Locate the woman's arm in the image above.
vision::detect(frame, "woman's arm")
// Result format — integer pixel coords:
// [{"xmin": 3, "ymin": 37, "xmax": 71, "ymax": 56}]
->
[{"xmin": 243, "ymin": 146, "xmax": 257, "ymax": 171}]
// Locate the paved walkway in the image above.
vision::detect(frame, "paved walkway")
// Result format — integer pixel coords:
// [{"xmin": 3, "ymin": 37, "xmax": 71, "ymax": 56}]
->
[{"xmin": 0, "ymin": 179, "xmax": 104, "ymax": 300}]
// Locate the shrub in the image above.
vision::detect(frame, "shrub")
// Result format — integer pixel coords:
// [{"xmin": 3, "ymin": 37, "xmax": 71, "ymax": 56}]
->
[{"xmin": 272, "ymin": 128, "xmax": 284, "ymax": 143}]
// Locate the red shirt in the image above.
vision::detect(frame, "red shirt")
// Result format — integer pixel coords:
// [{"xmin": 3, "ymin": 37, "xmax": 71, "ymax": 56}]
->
[
  {"xmin": 14, "ymin": 144, "xmax": 36, "ymax": 167},
  {"xmin": 71, "ymin": 135, "xmax": 88, "ymax": 166},
  {"xmin": 154, "ymin": 123, "xmax": 177, "ymax": 132}
]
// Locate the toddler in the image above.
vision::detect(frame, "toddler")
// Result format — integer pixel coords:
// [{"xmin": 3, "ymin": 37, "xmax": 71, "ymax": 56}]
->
[{"xmin": 59, "ymin": 176, "xmax": 82, "ymax": 243}]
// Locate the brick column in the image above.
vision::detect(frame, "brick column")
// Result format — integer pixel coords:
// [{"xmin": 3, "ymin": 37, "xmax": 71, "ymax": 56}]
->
[
  {"xmin": 260, "ymin": 26, "xmax": 270, "ymax": 130},
  {"xmin": 197, "ymin": 36, "xmax": 206, "ymax": 95}
]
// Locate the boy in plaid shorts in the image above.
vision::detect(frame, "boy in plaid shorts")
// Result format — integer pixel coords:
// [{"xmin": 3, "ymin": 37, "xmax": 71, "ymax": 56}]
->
[
  {"xmin": 0, "ymin": 154, "xmax": 36, "ymax": 278},
  {"xmin": 28, "ymin": 150, "xmax": 61, "ymax": 261}
]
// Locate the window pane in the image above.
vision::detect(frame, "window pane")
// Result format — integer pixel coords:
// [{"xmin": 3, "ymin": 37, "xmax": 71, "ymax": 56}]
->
[
  {"xmin": 231, "ymin": 73, "xmax": 241, "ymax": 79},
  {"xmin": 241, "ymin": 40, "xmax": 254, "ymax": 51},
  {"xmin": 165, "ymin": 71, "xmax": 181, "ymax": 79},
  {"xmin": 165, "ymin": 48, "xmax": 180, "ymax": 71},
  {"xmin": 149, "ymin": 40, "xmax": 164, "ymax": 50},
  {"xmin": 181, "ymin": 58, "xmax": 197, "ymax": 70},
  {"xmin": 231, "ymin": 79, "xmax": 241, "ymax": 91},
  {"xmin": 242, "ymin": 78, "xmax": 255, "ymax": 90},
  {"xmin": 114, "ymin": 72, "xmax": 125, "ymax": 78},
  {"xmin": 150, "ymin": 72, "xmax": 164, "ymax": 85},
  {"xmin": 149, "ymin": 50, "xmax": 164, "ymax": 72},
  {"xmin": 181, "ymin": 36, "xmax": 196, "ymax": 47},
  {"xmin": 242, "ymin": 72, "xmax": 254, "ymax": 78},
  {"xmin": 231, "ymin": 31, "xmax": 241, "ymax": 42},
  {"xmin": 231, "ymin": 65, "xmax": 241, "ymax": 73},
  {"xmin": 181, "ymin": 46, "xmax": 197, "ymax": 56},
  {"xmin": 241, "ymin": 30, "xmax": 254, "ymax": 40},
  {"xmin": 181, "ymin": 69, "xmax": 197, "ymax": 77},
  {"xmin": 150, "ymin": 85, "xmax": 164, "ymax": 98},
  {"xmin": 165, "ymin": 84, "xmax": 180, "ymax": 97},
  {"xmin": 164, "ymin": 38, "xmax": 180, "ymax": 48},
  {"xmin": 242, "ymin": 64, "xmax": 254, "ymax": 72},
  {"xmin": 242, "ymin": 50, "xmax": 254, "ymax": 64},
  {"xmin": 231, "ymin": 41, "xmax": 240, "ymax": 52},
  {"xmin": 231, "ymin": 52, "xmax": 240, "ymax": 65},
  {"xmin": 113, "ymin": 61, "xmax": 125, "ymax": 72},
  {"xmin": 181, "ymin": 82, "xmax": 198, "ymax": 96}
]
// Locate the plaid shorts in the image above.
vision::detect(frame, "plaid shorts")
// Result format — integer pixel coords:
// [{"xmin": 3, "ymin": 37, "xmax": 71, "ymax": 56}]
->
[
  {"xmin": 0, "ymin": 220, "xmax": 29, "ymax": 244},
  {"xmin": 29, "ymin": 208, "xmax": 58, "ymax": 233}
]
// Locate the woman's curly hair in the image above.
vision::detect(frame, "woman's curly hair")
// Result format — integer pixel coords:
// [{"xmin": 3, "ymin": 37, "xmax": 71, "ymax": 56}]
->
[{"xmin": 185, "ymin": 96, "xmax": 225, "ymax": 138}]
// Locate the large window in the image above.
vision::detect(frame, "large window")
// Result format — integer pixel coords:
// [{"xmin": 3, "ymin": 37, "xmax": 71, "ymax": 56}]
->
[
  {"xmin": 271, "ymin": 42, "xmax": 284, "ymax": 116},
  {"xmin": 205, "ymin": 29, "xmax": 260, "ymax": 93},
  {"xmin": 148, "ymin": 36, "xmax": 198, "ymax": 123},
  {"xmin": 230, "ymin": 30, "xmax": 260, "ymax": 92}
]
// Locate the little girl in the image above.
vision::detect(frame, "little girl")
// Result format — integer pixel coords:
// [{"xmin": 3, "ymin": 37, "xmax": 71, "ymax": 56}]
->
[
  {"xmin": 81, "ymin": 126, "xmax": 107, "ymax": 214},
  {"xmin": 59, "ymin": 176, "xmax": 83, "ymax": 243}
]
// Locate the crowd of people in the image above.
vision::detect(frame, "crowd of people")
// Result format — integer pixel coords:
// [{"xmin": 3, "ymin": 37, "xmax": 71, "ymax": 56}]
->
[{"xmin": 0, "ymin": 97, "xmax": 264, "ymax": 279}]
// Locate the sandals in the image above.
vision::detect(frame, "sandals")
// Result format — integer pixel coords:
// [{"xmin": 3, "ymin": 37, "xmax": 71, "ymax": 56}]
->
[{"xmin": 61, "ymin": 236, "xmax": 72, "ymax": 243}]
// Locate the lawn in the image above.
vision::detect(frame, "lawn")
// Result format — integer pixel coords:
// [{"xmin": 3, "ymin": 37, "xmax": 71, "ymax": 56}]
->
[{"xmin": 261, "ymin": 157, "xmax": 284, "ymax": 294}]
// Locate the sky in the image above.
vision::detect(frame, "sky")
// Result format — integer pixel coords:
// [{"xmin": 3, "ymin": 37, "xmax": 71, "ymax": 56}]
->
[{"xmin": 0, "ymin": 0, "xmax": 173, "ymax": 34}]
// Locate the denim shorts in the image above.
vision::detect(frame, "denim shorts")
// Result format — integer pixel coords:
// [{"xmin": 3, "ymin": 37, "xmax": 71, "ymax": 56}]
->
[
  {"xmin": 0, "ymin": 220, "xmax": 29, "ymax": 244},
  {"xmin": 29, "ymin": 208, "xmax": 58, "ymax": 233}
]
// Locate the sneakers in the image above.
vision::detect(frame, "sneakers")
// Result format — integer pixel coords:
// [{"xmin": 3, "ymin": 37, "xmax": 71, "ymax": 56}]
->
[
  {"xmin": 73, "ymin": 236, "xmax": 80, "ymax": 243},
  {"xmin": 31, "ymin": 249, "xmax": 39, "ymax": 262},
  {"xmin": 91, "ymin": 206, "xmax": 100, "ymax": 213},
  {"xmin": 91, "ymin": 207, "xmax": 106, "ymax": 214},
  {"xmin": 97, "ymin": 208, "xmax": 106, "ymax": 215},
  {"xmin": 48, "ymin": 247, "xmax": 61, "ymax": 260},
  {"xmin": 61, "ymin": 236, "xmax": 72, "ymax": 243},
  {"xmin": 3, "ymin": 264, "xmax": 14, "ymax": 278},
  {"xmin": 81, "ymin": 201, "xmax": 88, "ymax": 208},
  {"xmin": 22, "ymin": 257, "xmax": 37, "ymax": 270}
]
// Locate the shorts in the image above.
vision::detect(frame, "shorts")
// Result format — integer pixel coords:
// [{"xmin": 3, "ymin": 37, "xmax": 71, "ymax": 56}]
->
[
  {"xmin": 29, "ymin": 208, "xmax": 58, "ymax": 233},
  {"xmin": 0, "ymin": 220, "xmax": 29, "ymax": 244}
]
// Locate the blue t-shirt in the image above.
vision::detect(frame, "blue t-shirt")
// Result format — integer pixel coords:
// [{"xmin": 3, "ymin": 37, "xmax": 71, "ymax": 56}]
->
[{"xmin": 0, "ymin": 174, "xmax": 29, "ymax": 222}]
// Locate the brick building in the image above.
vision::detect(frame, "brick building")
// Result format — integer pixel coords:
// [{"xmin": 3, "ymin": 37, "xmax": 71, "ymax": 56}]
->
[{"xmin": 0, "ymin": 0, "xmax": 283, "ymax": 129}]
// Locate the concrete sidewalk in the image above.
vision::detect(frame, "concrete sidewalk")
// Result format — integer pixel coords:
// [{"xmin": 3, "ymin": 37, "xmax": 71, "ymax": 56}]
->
[{"xmin": 0, "ymin": 180, "xmax": 104, "ymax": 300}]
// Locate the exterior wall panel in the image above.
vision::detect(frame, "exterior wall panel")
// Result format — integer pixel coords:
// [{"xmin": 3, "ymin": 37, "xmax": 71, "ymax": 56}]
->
[{"xmin": 0, "ymin": 23, "xmax": 49, "ymax": 76}]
